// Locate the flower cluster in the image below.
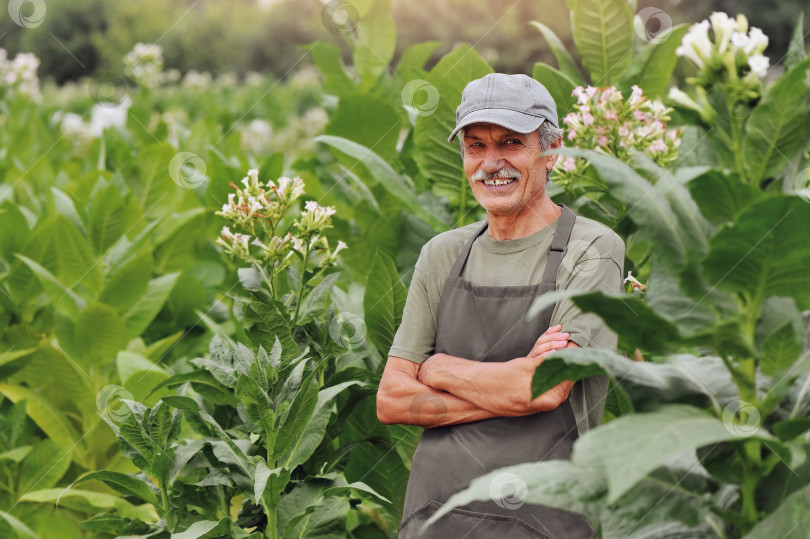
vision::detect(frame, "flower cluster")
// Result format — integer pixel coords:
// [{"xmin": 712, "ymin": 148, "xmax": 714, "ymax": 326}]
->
[
  {"xmin": 123, "ymin": 43, "xmax": 164, "ymax": 89},
  {"xmin": 670, "ymin": 12, "xmax": 769, "ymax": 117},
  {"xmin": 0, "ymin": 49, "xmax": 41, "ymax": 101},
  {"xmin": 555, "ymin": 85, "xmax": 681, "ymax": 187},
  {"xmin": 215, "ymin": 170, "xmax": 346, "ymax": 288}
]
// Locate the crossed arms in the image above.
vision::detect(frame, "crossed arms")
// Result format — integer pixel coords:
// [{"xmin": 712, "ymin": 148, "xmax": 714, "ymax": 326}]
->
[{"xmin": 376, "ymin": 325, "xmax": 577, "ymax": 428}]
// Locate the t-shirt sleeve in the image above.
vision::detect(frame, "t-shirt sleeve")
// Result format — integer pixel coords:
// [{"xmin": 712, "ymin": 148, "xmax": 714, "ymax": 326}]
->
[
  {"xmin": 549, "ymin": 229, "xmax": 625, "ymax": 350},
  {"xmin": 387, "ymin": 244, "xmax": 438, "ymax": 364}
]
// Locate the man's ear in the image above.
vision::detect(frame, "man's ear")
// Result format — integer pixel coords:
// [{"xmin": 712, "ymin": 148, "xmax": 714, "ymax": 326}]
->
[{"xmin": 545, "ymin": 137, "xmax": 562, "ymax": 169}]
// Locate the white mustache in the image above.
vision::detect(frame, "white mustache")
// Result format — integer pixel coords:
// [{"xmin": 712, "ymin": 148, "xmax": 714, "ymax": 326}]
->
[{"xmin": 471, "ymin": 167, "xmax": 522, "ymax": 182}]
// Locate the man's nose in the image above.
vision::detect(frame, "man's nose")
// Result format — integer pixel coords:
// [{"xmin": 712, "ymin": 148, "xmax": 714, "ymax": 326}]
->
[{"xmin": 482, "ymin": 148, "xmax": 506, "ymax": 173}]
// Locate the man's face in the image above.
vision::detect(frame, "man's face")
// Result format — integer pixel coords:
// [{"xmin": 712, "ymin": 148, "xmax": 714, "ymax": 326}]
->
[{"xmin": 461, "ymin": 123, "xmax": 559, "ymax": 218}]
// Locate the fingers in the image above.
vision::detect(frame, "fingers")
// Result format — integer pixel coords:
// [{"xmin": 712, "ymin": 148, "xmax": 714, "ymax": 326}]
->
[
  {"xmin": 529, "ymin": 326, "xmax": 570, "ymax": 358},
  {"xmin": 542, "ymin": 324, "xmax": 563, "ymax": 335}
]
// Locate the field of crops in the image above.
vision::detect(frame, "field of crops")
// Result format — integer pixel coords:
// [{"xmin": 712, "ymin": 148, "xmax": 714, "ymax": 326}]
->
[{"xmin": 1, "ymin": 0, "xmax": 809, "ymax": 537}]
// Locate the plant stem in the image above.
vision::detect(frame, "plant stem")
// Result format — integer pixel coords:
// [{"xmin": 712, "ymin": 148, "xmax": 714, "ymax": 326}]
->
[
  {"xmin": 160, "ymin": 481, "xmax": 174, "ymax": 530},
  {"xmin": 291, "ymin": 242, "xmax": 310, "ymax": 327},
  {"xmin": 265, "ymin": 503, "xmax": 278, "ymax": 539}
]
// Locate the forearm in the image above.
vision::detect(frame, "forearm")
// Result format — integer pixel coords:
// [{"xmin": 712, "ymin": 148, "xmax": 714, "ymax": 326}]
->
[
  {"xmin": 421, "ymin": 340, "xmax": 579, "ymax": 416},
  {"xmin": 420, "ymin": 354, "xmax": 542, "ymax": 416},
  {"xmin": 377, "ymin": 364, "xmax": 499, "ymax": 428}
]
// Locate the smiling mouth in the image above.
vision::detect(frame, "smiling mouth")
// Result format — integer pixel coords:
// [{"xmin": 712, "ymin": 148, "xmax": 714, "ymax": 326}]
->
[{"xmin": 482, "ymin": 178, "xmax": 516, "ymax": 186}]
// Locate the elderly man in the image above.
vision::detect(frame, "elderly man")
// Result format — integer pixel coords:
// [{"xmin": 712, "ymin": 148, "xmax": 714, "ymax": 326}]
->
[{"xmin": 377, "ymin": 73, "xmax": 624, "ymax": 538}]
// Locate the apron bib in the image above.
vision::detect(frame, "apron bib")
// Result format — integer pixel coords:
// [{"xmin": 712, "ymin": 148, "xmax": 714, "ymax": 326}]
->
[{"xmin": 398, "ymin": 205, "xmax": 594, "ymax": 539}]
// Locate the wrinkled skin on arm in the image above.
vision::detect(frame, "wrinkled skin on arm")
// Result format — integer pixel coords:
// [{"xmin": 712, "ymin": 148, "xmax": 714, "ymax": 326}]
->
[{"xmin": 377, "ymin": 325, "xmax": 575, "ymax": 427}]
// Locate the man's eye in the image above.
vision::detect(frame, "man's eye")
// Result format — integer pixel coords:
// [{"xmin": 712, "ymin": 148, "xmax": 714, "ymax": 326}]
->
[{"xmin": 505, "ymin": 139, "xmax": 522, "ymax": 145}]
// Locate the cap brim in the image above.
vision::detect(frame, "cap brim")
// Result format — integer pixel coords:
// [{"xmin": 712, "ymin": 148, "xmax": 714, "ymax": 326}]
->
[{"xmin": 447, "ymin": 109, "xmax": 548, "ymax": 143}]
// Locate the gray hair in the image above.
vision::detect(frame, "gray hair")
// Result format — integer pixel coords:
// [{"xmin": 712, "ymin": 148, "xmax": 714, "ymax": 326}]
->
[
  {"xmin": 457, "ymin": 122, "xmax": 564, "ymax": 183},
  {"xmin": 457, "ymin": 122, "xmax": 564, "ymax": 158}
]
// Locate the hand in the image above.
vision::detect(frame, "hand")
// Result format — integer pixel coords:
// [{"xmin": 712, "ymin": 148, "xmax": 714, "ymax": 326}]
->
[
  {"xmin": 416, "ymin": 353, "xmax": 445, "ymax": 386},
  {"xmin": 530, "ymin": 379, "xmax": 575, "ymax": 412},
  {"xmin": 528, "ymin": 324, "xmax": 570, "ymax": 363}
]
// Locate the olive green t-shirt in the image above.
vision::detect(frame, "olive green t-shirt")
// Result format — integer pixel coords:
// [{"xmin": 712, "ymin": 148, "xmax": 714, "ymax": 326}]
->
[{"xmin": 388, "ymin": 210, "xmax": 625, "ymax": 435}]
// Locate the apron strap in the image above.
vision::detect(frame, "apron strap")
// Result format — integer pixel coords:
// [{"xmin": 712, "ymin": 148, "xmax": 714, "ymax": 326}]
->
[
  {"xmin": 541, "ymin": 205, "xmax": 577, "ymax": 285},
  {"xmin": 449, "ymin": 221, "xmax": 489, "ymax": 279},
  {"xmin": 449, "ymin": 204, "xmax": 576, "ymax": 283}
]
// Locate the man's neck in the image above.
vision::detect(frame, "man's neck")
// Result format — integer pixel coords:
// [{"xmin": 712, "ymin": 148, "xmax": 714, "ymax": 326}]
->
[{"xmin": 485, "ymin": 199, "xmax": 562, "ymax": 241}]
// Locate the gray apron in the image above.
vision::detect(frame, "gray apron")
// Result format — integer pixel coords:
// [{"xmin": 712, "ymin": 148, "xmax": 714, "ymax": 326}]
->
[{"xmin": 398, "ymin": 205, "xmax": 594, "ymax": 538}]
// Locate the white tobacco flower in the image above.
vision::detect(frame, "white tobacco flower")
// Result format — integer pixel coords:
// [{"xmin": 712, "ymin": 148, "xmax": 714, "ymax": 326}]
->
[
  {"xmin": 628, "ymin": 85, "xmax": 644, "ymax": 106},
  {"xmin": 710, "ymin": 12, "xmax": 737, "ymax": 54},
  {"xmin": 730, "ymin": 32, "xmax": 750, "ymax": 54},
  {"xmin": 276, "ymin": 176, "xmax": 305, "ymax": 204},
  {"xmin": 746, "ymin": 27, "xmax": 768, "ymax": 55},
  {"xmin": 748, "ymin": 54, "xmax": 769, "ymax": 78}
]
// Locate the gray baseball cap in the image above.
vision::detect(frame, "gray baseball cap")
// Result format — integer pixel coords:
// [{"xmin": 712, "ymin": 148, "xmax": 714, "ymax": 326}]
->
[{"xmin": 447, "ymin": 73, "xmax": 558, "ymax": 143}]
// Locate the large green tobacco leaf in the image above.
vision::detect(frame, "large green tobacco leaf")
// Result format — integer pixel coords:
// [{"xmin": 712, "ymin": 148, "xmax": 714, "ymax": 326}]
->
[
  {"xmin": 15, "ymin": 254, "xmax": 85, "ymax": 319},
  {"xmin": 574, "ymin": 405, "xmax": 768, "ymax": 503},
  {"xmin": 531, "ymin": 62, "xmax": 578, "ymax": 124},
  {"xmin": 742, "ymin": 57, "xmax": 810, "ymax": 184},
  {"xmin": 275, "ymin": 374, "xmax": 319, "ymax": 468},
  {"xmin": 0, "ymin": 510, "xmax": 38, "ymax": 539},
  {"xmin": 19, "ymin": 488, "xmax": 153, "ymax": 521},
  {"xmin": 0, "ymin": 199, "xmax": 30, "ymax": 261},
  {"xmin": 530, "ymin": 21, "xmax": 583, "ymax": 83},
  {"xmin": 79, "ymin": 513, "xmax": 151, "ymax": 535},
  {"xmin": 125, "ymin": 143, "xmax": 180, "ymax": 219},
  {"xmin": 349, "ymin": 0, "xmax": 396, "ymax": 92},
  {"xmin": 423, "ymin": 458, "xmax": 712, "ymax": 537},
  {"xmin": 242, "ymin": 301, "xmax": 298, "ymax": 361},
  {"xmin": 745, "ymin": 482, "xmax": 810, "ymax": 538},
  {"xmin": 122, "ymin": 273, "xmax": 179, "ymax": 337},
  {"xmin": 74, "ymin": 302, "xmax": 130, "ymax": 368},
  {"xmin": 558, "ymin": 148, "xmax": 712, "ymax": 277},
  {"xmin": 570, "ymin": 0, "xmax": 634, "ymax": 85},
  {"xmin": 413, "ymin": 44, "xmax": 492, "ymax": 224},
  {"xmin": 53, "ymin": 215, "xmax": 102, "ymax": 296},
  {"xmin": 324, "ymin": 94, "xmax": 401, "ymax": 166},
  {"xmin": 687, "ymin": 170, "xmax": 763, "ymax": 227},
  {"xmin": 0, "ymin": 383, "xmax": 88, "ymax": 467},
  {"xmin": 171, "ymin": 517, "xmax": 235, "ymax": 539},
  {"xmin": 784, "ymin": 13, "xmax": 806, "ymax": 72},
  {"xmin": 363, "ymin": 251, "xmax": 407, "ymax": 356},
  {"xmin": 528, "ymin": 289, "xmax": 680, "ymax": 353},
  {"xmin": 18, "ymin": 439, "xmax": 71, "ymax": 495},
  {"xmin": 620, "ymin": 24, "xmax": 689, "ymax": 98},
  {"xmin": 307, "ymin": 43, "xmax": 356, "ymax": 95},
  {"xmin": 702, "ymin": 196, "xmax": 810, "ymax": 303},
  {"xmin": 315, "ymin": 135, "xmax": 447, "ymax": 231},
  {"xmin": 395, "ymin": 41, "xmax": 439, "ymax": 82},
  {"xmin": 75, "ymin": 470, "xmax": 159, "ymax": 506},
  {"xmin": 98, "ymin": 249, "xmax": 153, "ymax": 314},
  {"xmin": 88, "ymin": 181, "xmax": 142, "ymax": 255},
  {"xmin": 531, "ymin": 348, "xmax": 738, "ymax": 412}
]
